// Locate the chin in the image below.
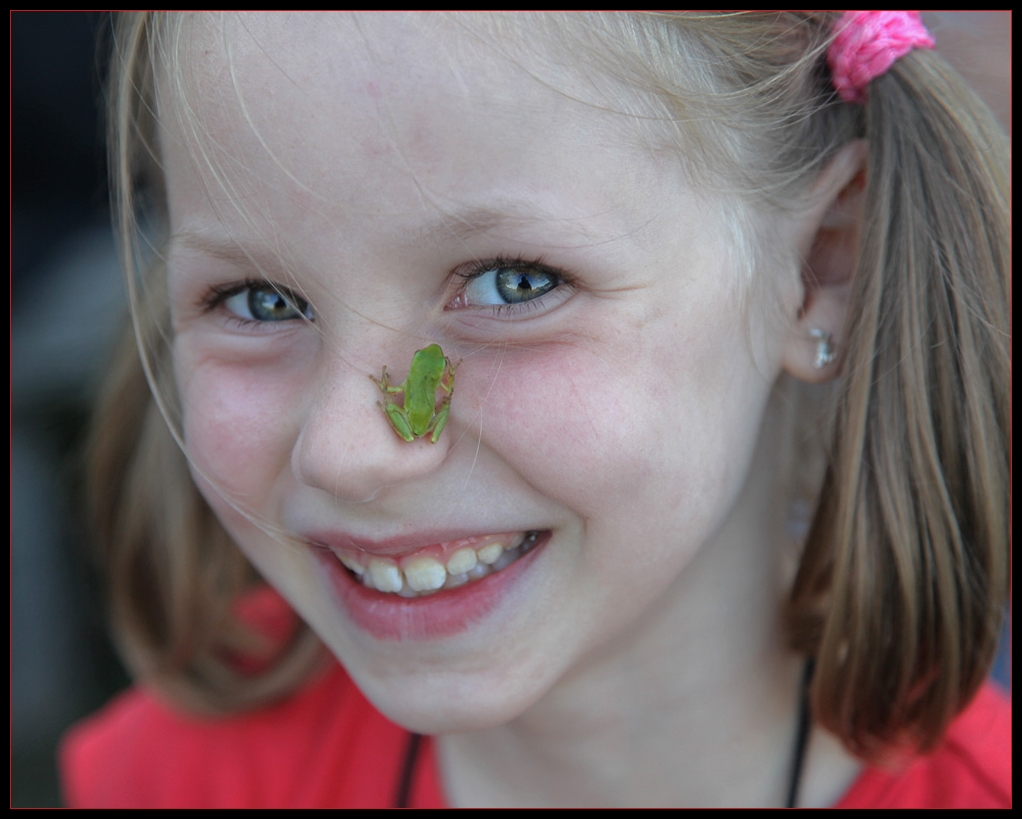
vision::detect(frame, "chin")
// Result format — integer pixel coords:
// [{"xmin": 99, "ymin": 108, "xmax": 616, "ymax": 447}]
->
[
  {"xmin": 378, "ymin": 693, "xmax": 536, "ymax": 736},
  {"xmin": 352, "ymin": 661, "xmax": 553, "ymax": 736}
]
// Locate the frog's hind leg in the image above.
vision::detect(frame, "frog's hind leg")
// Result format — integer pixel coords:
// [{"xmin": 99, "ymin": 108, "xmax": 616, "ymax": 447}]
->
[
  {"xmin": 425, "ymin": 389, "xmax": 454, "ymax": 444},
  {"xmin": 384, "ymin": 402, "xmax": 416, "ymax": 442}
]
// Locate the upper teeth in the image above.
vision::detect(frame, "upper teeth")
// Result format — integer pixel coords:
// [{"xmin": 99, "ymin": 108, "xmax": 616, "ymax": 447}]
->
[
  {"xmin": 402, "ymin": 556, "xmax": 448, "ymax": 592},
  {"xmin": 340, "ymin": 532, "xmax": 539, "ymax": 597}
]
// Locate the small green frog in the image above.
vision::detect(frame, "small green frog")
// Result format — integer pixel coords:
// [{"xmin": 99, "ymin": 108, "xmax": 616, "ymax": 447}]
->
[{"xmin": 371, "ymin": 344, "xmax": 458, "ymax": 443}]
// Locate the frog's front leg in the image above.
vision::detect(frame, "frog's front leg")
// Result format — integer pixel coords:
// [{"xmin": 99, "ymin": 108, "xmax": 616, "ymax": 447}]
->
[
  {"xmin": 370, "ymin": 366, "xmax": 402, "ymax": 394},
  {"xmin": 440, "ymin": 360, "xmax": 457, "ymax": 395}
]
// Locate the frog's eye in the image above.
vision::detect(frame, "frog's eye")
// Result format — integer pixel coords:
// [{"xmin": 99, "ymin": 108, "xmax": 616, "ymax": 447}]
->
[
  {"xmin": 460, "ymin": 264, "xmax": 560, "ymax": 306},
  {"xmin": 222, "ymin": 283, "xmax": 314, "ymax": 322}
]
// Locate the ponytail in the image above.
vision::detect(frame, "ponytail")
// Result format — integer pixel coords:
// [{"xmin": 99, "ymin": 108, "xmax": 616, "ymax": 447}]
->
[{"xmin": 789, "ymin": 46, "xmax": 1010, "ymax": 756}]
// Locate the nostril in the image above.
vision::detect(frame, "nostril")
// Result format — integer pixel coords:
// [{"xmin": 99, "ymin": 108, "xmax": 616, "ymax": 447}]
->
[{"xmin": 291, "ymin": 379, "xmax": 456, "ymax": 503}]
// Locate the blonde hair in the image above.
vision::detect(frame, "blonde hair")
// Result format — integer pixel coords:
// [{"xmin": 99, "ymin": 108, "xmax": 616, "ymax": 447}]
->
[{"xmin": 92, "ymin": 12, "xmax": 1009, "ymax": 754}]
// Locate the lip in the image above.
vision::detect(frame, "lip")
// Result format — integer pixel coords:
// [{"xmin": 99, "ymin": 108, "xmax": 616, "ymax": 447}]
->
[{"xmin": 311, "ymin": 530, "xmax": 549, "ymax": 641}]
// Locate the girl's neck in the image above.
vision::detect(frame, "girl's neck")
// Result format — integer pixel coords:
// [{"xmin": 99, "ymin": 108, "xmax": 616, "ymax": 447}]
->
[
  {"xmin": 437, "ymin": 593, "xmax": 862, "ymax": 808},
  {"xmin": 437, "ymin": 626, "xmax": 809, "ymax": 807}
]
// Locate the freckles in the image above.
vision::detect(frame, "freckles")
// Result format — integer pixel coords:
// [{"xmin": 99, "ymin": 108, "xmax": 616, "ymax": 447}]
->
[
  {"xmin": 467, "ymin": 330, "xmax": 751, "ymax": 533},
  {"xmin": 180, "ymin": 364, "xmax": 298, "ymax": 499},
  {"xmin": 472, "ymin": 351, "xmax": 663, "ymax": 495}
]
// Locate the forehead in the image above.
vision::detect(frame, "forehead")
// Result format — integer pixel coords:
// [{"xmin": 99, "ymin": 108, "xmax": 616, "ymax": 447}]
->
[
  {"xmin": 159, "ymin": 14, "xmax": 673, "ymax": 214},
  {"xmin": 172, "ymin": 13, "xmax": 625, "ymax": 116}
]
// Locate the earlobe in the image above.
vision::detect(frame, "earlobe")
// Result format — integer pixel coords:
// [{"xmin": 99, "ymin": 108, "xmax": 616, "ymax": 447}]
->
[{"xmin": 783, "ymin": 140, "xmax": 867, "ymax": 383}]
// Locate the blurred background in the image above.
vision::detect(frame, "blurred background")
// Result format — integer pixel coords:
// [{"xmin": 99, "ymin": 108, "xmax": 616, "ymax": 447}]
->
[
  {"xmin": 10, "ymin": 12, "xmax": 1012, "ymax": 807},
  {"xmin": 12, "ymin": 11, "xmax": 129, "ymax": 809}
]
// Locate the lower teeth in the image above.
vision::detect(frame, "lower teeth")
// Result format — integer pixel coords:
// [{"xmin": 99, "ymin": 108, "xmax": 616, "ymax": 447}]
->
[{"xmin": 352, "ymin": 531, "xmax": 541, "ymax": 597}]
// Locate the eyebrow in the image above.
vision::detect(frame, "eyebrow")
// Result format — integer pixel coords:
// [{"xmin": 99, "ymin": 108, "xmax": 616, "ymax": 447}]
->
[
  {"xmin": 168, "ymin": 230, "xmax": 262, "ymax": 264},
  {"xmin": 411, "ymin": 202, "xmax": 604, "ymax": 249},
  {"xmin": 169, "ymin": 200, "xmax": 612, "ymax": 265},
  {"xmin": 166, "ymin": 229, "xmax": 305, "ymax": 283}
]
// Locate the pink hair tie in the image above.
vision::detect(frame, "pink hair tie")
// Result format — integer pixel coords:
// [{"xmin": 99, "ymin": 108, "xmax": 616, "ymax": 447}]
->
[{"xmin": 828, "ymin": 11, "xmax": 935, "ymax": 104}]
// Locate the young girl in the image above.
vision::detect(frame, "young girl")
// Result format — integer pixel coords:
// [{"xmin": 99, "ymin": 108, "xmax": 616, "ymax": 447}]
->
[{"xmin": 62, "ymin": 12, "xmax": 1010, "ymax": 807}]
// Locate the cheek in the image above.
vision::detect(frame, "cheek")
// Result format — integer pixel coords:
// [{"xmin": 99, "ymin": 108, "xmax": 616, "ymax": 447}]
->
[
  {"xmin": 464, "ymin": 329, "xmax": 758, "ymax": 527},
  {"xmin": 176, "ymin": 354, "xmax": 300, "ymax": 507}
]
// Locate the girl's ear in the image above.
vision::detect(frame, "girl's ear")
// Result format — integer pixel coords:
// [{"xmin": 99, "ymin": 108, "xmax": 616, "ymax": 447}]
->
[{"xmin": 783, "ymin": 139, "xmax": 867, "ymax": 383}]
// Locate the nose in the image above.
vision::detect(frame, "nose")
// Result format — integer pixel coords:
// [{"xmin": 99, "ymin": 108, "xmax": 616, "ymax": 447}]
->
[{"xmin": 292, "ymin": 349, "xmax": 455, "ymax": 502}]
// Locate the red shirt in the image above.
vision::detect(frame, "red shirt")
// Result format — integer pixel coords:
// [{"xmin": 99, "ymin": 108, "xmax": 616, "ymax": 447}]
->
[
  {"xmin": 60, "ymin": 590, "xmax": 1011, "ymax": 808},
  {"xmin": 61, "ymin": 661, "xmax": 445, "ymax": 809},
  {"xmin": 60, "ymin": 668, "xmax": 1011, "ymax": 808},
  {"xmin": 834, "ymin": 681, "xmax": 1011, "ymax": 808}
]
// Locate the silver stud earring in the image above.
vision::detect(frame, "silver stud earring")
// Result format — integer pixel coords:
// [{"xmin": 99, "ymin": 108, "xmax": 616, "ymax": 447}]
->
[{"xmin": 810, "ymin": 329, "xmax": 837, "ymax": 369}]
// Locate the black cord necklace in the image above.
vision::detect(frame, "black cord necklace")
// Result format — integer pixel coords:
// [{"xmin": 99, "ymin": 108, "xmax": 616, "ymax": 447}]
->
[
  {"xmin": 394, "ymin": 731, "xmax": 422, "ymax": 808},
  {"xmin": 394, "ymin": 656, "xmax": 816, "ymax": 809},
  {"xmin": 785, "ymin": 656, "xmax": 816, "ymax": 808}
]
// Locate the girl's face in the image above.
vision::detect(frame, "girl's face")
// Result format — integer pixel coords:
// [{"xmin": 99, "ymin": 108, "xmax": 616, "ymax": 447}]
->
[{"xmin": 163, "ymin": 14, "xmax": 801, "ymax": 733}]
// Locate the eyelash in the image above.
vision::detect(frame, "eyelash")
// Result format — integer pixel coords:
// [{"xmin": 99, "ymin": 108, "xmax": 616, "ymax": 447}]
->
[
  {"xmin": 199, "ymin": 256, "xmax": 569, "ymax": 327},
  {"xmin": 450, "ymin": 255, "xmax": 571, "ymax": 317},
  {"xmin": 201, "ymin": 278, "xmax": 313, "ymax": 329}
]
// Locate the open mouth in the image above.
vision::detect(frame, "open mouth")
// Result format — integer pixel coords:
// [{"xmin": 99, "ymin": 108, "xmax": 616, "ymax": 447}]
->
[
  {"xmin": 312, "ymin": 529, "xmax": 551, "ymax": 640},
  {"xmin": 332, "ymin": 530, "xmax": 544, "ymax": 598}
]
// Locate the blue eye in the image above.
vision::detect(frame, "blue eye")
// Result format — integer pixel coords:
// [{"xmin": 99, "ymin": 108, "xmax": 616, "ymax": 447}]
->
[
  {"xmin": 221, "ymin": 282, "xmax": 313, "ymax": 323},
  {"xmin": 461, "ymin": 264, "xmax": 560, "ymax": 306}
]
